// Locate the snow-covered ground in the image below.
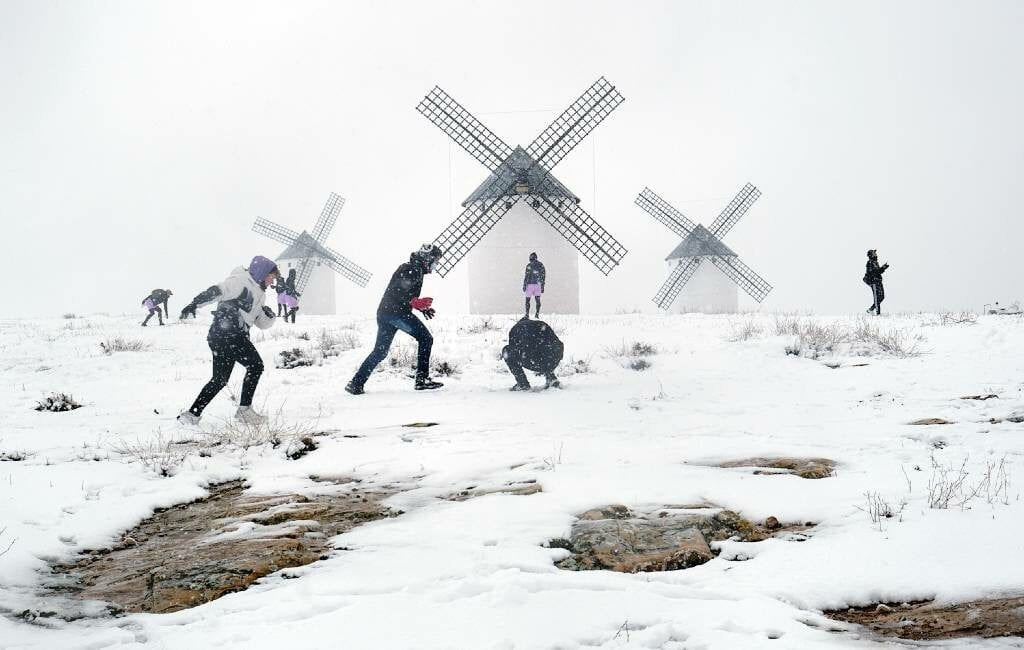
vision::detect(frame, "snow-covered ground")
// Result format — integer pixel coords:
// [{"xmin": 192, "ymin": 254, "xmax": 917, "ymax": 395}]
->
[{"xmin": 1, "ymin": 312, "xmax": 1022, "ymax": 649}]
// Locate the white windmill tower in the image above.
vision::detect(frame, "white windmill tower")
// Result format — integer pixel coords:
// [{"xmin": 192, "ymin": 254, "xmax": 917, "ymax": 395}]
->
[
  {"xmin": 416, "ymin": 78, "xmax": 628, "ymax": 314},
  {"xmin": 635, "ymin": 184, "xmax": 772, "ymax": 313},
  {"xmin": 251, "ymin": 193, "xmax": 371, "ymax": 315}
]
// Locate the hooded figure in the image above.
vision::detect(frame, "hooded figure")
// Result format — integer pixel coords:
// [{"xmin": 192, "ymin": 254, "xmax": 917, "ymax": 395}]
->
[
  {"xmin": 274, "ymin": 271, "xmax": 288, "ymax": 317},
  {"xmin": 522, "ymin": 252, "xmax": 546, "ymax": 318},
  {"xmin": 177, "ymin": 255, "xmax": 279, "ymax": 425},
  {"xmin": 141, "ymin": 288, "xmax": 172, "ymax": 326},
  {"xmin": 503, "ymin": 317, "xmax": 563, "ymax": 391},
  {"xmin": 346, "ymin": 244, "xmax": 444, "ymax": 394},
  {"xmin": 863, "ymin": 249, "xmax": 889, "ymax": 315},
  {"xmin": 279, "ymin": 268, "xmax": 300, "ymax": 323}
]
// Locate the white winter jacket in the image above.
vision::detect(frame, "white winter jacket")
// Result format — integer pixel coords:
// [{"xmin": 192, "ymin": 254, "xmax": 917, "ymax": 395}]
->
[{"xmin": 201, "ymin": 267, "xmax": 276, "ymax": 339}]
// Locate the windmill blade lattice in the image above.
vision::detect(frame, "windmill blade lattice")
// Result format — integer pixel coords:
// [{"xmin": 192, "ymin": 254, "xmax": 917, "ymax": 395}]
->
[
  {"xmin": 635, "ymin": 187, "xmax": 697, "ymax": 238},
  {"xmin": 530, "ymin": 196, "xmax": 627, "ymax": 275},
  {"xmin": 433, "ymin": 197, "xmax": 522, "ymax": 277},
  {"xmin": 311, "ymin": 193, "xmax": 345, "ymax": 243},
  {"xmin": 252, "ymin": 218, "xmax": 301, "ymax": 246},
  {"xmin": 709, "ymin": 256, "xmax": 773, "ymax": 303},
  {"xmin": 322, "ymin": 244, "xmax": 372, "ymax": 287},
  {"xmin": 526, "ymin": 77, "xmax": 624, "ymax": 170},
  {"xmin": 417, "ymin": 86, "xmax": 514, "ymax": 172},
  {"xmin": 708, "ymin": 183, "xmax": 761, "ymax": 239},
  {"xmin": 654, "ymin": 257, "xmax": 703, "ymax": 310}
]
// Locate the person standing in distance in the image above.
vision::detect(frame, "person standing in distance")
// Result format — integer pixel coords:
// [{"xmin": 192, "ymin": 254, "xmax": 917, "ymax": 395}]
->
[
  {"xmin": 522, "ymin": 252, "xmax": 545, "ymax": 318},
  {"xmin": 863, "ymin": 249, "xmax": 889, "ymax": 315}
]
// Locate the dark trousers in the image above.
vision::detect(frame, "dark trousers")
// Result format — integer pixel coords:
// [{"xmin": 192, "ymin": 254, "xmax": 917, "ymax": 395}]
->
[
  {"xmin": 143, "ymin": 308, "xmax": 163, "ymax": 326},
  {"xmin": 351, "ymin": 313, "xmax": 432, "ymax": 386},
  {"xmin": 189, "ymin": 336, "xmax": 264, "ymax": 415},
  {"xmin": 524, "ymin": 297, "xmax": 540, "ymax": 317},
  {"xmin": 502, "ymin": 345, "xmax": 555, "ymax": 388},
  {"xmin": 870, "ymin": 283, "xmax": 885, "ymax": 315}
]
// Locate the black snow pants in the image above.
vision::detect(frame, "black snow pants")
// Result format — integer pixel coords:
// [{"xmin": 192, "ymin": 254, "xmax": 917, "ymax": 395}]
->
[
  {"xmin": 143, "ymin": 307, "xmax": 163, "ymax": 326},
  {"xmin": 189, "ymin": 336, "xmax": 264, "ymax": 415},
  {"xmin": 870, "ymin": 282, "xmax": 885, "ymax": 315},
  {"xmin": 502, "ymin": 345, "xmax": 556, "ymax": 388}
]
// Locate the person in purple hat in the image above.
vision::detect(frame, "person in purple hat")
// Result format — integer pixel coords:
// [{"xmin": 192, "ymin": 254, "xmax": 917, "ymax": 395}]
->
[{"xmin": 177, "ymin": 256, "xmax": 280, "ymax": 425}]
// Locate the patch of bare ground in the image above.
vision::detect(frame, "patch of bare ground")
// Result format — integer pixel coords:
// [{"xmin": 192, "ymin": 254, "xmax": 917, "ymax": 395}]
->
[
  {"xmin": 444, "ymin": 479, "xmax": 542, "ymax": 502},
  {"xmin": 47, "ymin": 480, "xmax": 398, "ymax": 614},
  {"xmin": 716, "ymin": 457, "xmax": 836, "ymax": 479},
  {"xmin": 550, "ymin": 505, "xmax": 813, "ymax": 573},
  {"xmin": 908, "ymin": 418, "xmax": 954, "ymax": 425},
  {"xmin": 826, "ymin": 596, "xmax": 1024, "ymax": 640}
]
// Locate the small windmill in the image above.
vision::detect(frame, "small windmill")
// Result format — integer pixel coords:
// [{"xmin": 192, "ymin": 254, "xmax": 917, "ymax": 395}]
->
[
  {"xmin": 252, "ymin": 192, "xmax": 371, "ymax": 315},
  {"xmin": 417, "ymin": 77, "xmax": 627, "ymax": 314},
  {"xmin": 635, "ymin": 184, "xmax": 772, "ymax": 312}
]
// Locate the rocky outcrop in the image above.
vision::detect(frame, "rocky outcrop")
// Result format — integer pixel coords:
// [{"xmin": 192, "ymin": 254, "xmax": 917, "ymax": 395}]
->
[
  {"xmin": 552, "ymin": 505, "xmax": 810, "ymax": 573},
  {"xmin": 49, "ymin": 480, "xmax": 397, "ymax": 614},
  {"xmin": 716, "ymin": 457, "xmax": 836, "ymax": 479},
  {"xmin": 827, "ymin": 596, "xmax": 1024, "ymax": 640}
]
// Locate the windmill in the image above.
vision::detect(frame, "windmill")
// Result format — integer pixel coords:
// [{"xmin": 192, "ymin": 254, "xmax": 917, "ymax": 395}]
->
[
  {"xmin": 251, "ymin": 192, "xmax": 371, "ymax": 315},
  {"xmin": 635, "ymin": 184, "xmax": 772, "ymax": 313},
  {"xmin": 417, "ymin": 77, "xmax": 627, "ymax": 314}
]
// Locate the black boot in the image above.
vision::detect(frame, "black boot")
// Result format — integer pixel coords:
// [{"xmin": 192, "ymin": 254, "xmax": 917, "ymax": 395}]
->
[
  {"xmin": 414, "ymin": 377, "xmax": 444, "ymax": 391},
  {"xmin": 345, "ymin": 381, "xmax": 364, "ymax": 395},
  {"xmin": 510, "ymin": 382, "xmax": 530, "ymax": 391}
]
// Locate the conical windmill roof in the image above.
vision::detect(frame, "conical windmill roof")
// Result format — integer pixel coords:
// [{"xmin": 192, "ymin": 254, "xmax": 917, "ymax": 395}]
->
[
  {"xmin": 665, "ymin": 224, "xmax": 737, "ymax": 260},
  {"xmin": 277, "ymin": 231, "xmax": 330, "ymax": 261},
  {"xmin": 463, "ymin": 146, "xmax": 580, "ymax": 206}
]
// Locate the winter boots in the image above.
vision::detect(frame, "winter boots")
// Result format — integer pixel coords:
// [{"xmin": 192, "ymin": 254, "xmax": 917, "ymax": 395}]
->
[
  {"xmin": 235, "ymin": 406, "xmax": 267, "ymax": 424},
  {"xmin": 176, "ymin": 410, "xmax": 201, "ymax": 425},
  {"xmin": 414, "ymin": 377, "xmax": 444, "ymax": 391}
]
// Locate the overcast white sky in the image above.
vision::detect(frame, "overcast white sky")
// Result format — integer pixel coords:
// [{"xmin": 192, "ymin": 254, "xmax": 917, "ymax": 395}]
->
[{"xmin": 2, "ymin": 0, "xmax": 1022, "ymax": 318}]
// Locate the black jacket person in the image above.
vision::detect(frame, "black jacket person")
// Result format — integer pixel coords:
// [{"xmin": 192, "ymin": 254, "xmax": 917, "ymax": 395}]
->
[
  {"xmin": 346, "ymin": 244, "xmax": 445, "ymax": 394},
  {"xmin": 522, "ymin": 253, "xmax": 546, "ymax": 318},
  {"xmin": 503, "ymin": 317, "xmax": 563, "ymax": 391},
  {"xmin": 141, "ymin": 289, "xmax": 172, "ymax": 326},
  {"xmin": 863, "ymin": 249, "xmax": 889, "ymax": 315}
]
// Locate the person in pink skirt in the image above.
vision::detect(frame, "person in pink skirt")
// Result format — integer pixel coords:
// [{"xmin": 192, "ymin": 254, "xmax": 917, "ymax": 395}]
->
[
  {"xmin": 522, "ymin": 252, "xmax": 545, "ymax": 318},
  {"xmin": 280, "ymin": 268, "xmax": 300, "ymax": 323}
]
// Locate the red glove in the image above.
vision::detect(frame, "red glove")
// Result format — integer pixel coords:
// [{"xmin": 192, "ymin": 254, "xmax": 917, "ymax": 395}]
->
[{"xmin": 410, "ymin": 297, "xmax": 433, "ymax": 310}]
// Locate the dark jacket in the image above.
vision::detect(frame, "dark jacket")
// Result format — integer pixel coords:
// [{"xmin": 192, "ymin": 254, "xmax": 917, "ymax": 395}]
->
[
  {"xmin": 507, "ymin": 318, "xmax": 563, "ymax": 373},
  {"xmin": 864, "ymin": 259, "xmax": 888, "ymax": 285},
  {"xmin": 284, "ymin": 273, "xmax": 299, "ymax": 297},
  {"xmin": 377, "ymin": 257, "xmax": 426, "ymax": 317},
  {"xmin": 523, "ymin": 260, "xmax": 546, "ymax": 291},
  {"xmin": 144, "ymin": 289, "xmax": 171, "ymax": 313},
  {"xmin": 274, "ymin": 278, "xmax": 287, "ymax": 295}
]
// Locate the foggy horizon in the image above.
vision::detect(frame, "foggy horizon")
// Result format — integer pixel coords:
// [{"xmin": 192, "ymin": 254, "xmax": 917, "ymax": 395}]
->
[{"xmin": 2, "ymin": 1, "xmax": 1022, "ymax": 318}]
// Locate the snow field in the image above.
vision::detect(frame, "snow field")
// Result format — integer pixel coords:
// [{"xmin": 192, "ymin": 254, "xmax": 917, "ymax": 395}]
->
[{"xmin": 1, "ymin": 312, "xmax": 1022, "ymax": 649}]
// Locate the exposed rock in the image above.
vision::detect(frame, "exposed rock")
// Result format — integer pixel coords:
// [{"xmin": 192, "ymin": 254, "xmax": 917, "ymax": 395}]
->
[
  {"xmin": 445, "ymin": 479, "xmax": 542, "ymax": 502},
  {"xmin": 765, "ymin": 516, "xmax": 781, "ymax": 530},
  {"xmin": 961, "ymin": 394, "xmax": 998, "ymax": 401},
  {"xmin": 552, "ymin": 505, "xmax": 811, "ymax": 573},
  {"xmin": 827, "ymin": 596, "xmax": 1024, "ymax": 640},
  {"xmin": 716, "ymin": 457, "xmax": 836, "ymax": 479},
  {"xmin": 49, "ymin": 480, "xmax": 397, "ymax": 614},
  {"xmin": 908, "ymin": 418, "xmax": 953, "ymax": 426}
]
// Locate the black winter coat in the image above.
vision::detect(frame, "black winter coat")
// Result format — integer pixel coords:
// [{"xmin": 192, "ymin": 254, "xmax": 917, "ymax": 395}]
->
[
  {"xmin": 507, "ymin": 318, "xmax": 563, "ymax": 373},
  {"xmin": 864, "ymin": 259, "xmax": 888, "ymax": 285},
  {"xmin": 377, "ymin": 257, "xmax": 426, "ymax": 317},
  {"xmin": 523, "ymin": 260, "xmax": 546, "ymax": 290}
]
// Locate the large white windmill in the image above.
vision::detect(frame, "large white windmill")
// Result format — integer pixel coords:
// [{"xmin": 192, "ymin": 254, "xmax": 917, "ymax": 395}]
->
[
  {"xmin": 635, "ymin": 184, "xmax": 773, "ymax": 313},
  {"xmin": 251, "ymin": 193, "xmax": 371, "ymax": 315},
  {"xmin": 416, "ymin": 78, "xmax": 628, "ymax": 315}
]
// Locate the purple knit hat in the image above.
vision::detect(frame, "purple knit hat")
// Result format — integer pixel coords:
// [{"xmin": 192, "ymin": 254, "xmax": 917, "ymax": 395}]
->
[{"xmin": 249, "ymin": 255, "xmax": 280, "ymax": 283}]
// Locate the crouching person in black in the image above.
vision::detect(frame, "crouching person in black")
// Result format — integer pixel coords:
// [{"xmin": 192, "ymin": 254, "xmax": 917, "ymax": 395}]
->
[
  {"xmin": 177, "ymin": 255, "xmax": 280, "ymax": 425},
  {"xmin": 346, "ymin": 244, "xmax": 445, "ymax": 395},
  {"xmin": 503, "ymin": 317, "xmax": 563, "ymax": 391}
]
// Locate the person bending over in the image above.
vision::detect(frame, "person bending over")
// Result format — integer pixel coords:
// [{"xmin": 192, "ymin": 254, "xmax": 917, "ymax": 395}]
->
[
  {"xmin": 503, "ymin": 316, "xmax": 563, "ymax": 391},
  {"xmin": 141, "ymin": 288, "xmax": 172, "ymax": 326}
]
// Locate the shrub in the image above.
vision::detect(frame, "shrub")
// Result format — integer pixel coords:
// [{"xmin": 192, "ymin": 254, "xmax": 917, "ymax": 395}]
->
[
  {"xmin": 318, "ymin": 328, "xmax": 360, "ymax": 357},
  {"xmin": 100, "ymin": 337, "xmax": 150, "ymax": 354},
  {"xmin": 604, "ymin": 340, "xmax": 657, "ymax": 359},
  {"xmin": 276, "ymin": 347, "xmax": 315, "ymax": 369},
  {"xmin": 285, "ymin": 436, "xmax": 318, "ymax": 460},
  {"xmin": 432, "ymin": 360, "xmax": 459, "ymax": 376},
  {"xmin": 35, "ymin": 393, "xmax": 82, "ymax": 412},
  {"xmin": 629, "ymin": 358, "xmax": 651, "ymax": 371},
  {"xmin": 62, "ymin": 313, "xmax": 78, "ymax": 319},
  {"xmin": 112, "ymin": 432, "xmax": 188, "ymax": 477},
  {"xmin": 564, "ymin": 356, "xmax": 593, "ymax": 374},
  {"xmin": 727, "ymin": 319, "xmax": 763, "ymax": 342}
]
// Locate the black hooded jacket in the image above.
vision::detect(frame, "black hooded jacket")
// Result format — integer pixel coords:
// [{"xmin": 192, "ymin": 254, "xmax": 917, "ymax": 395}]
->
[
  {"xmin": 506, "ymin": 318, "xmax": 563, "ymax": 373},
  {"xmin": 377, "ymin": 256, "xmax": 427, "ymax": 317},
  {"xmin": 523, "ymin": 260, "xmax": 546, "ymax": 290},
  {"xmin": 864, "ymin": 259, "xmax": 888, "ymax": 285}
]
